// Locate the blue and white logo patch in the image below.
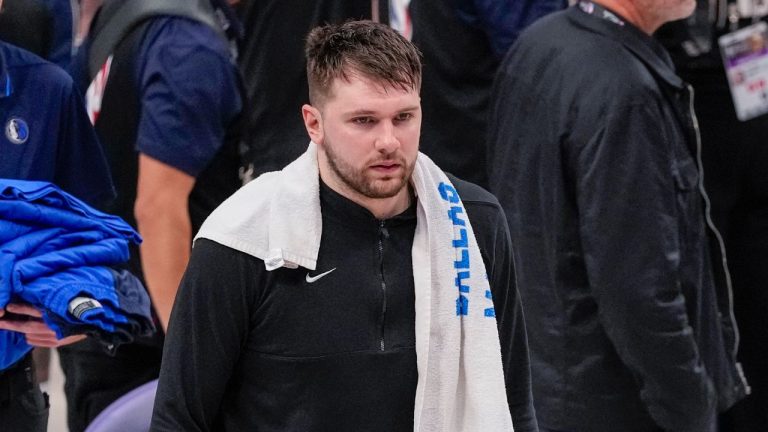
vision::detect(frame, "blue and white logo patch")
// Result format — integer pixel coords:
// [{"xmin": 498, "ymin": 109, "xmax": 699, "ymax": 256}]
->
[{"xmin": 5, "ymin": 117, "xmax": 29, "ymax": 144}]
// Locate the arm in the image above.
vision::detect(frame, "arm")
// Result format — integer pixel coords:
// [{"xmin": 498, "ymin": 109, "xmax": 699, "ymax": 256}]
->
[
  {"xmin": 150, "ymin": 239, "xmax": 256, "ymax": 431},
  {"xmin": 133, "ymin": 19, "xmax": 242, "ymax": 330},
  {"xmin": 134, "ymin": 155, "xmax": 194, "ymax": 331},
  {"xmin": 486, "ymin": 205, "xmax": 538, "ymax": 432},
  {"xmin": 462, "ymin": 190, "xmax": 538, "ymax": 432},
  {"xmin": 75, "ymin": 0, "xmax": 104, "ymax": 46},
  {"xmin": 575, "ymin": 101, "xmax": 715, "ymax": 431}
]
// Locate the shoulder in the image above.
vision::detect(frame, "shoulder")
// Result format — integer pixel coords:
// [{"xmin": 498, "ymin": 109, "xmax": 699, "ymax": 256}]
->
[
  {"xmin": 190, "ymin": 238, "xmax": 269, "ymax": 285},
  {"xmin": 136, "ymin": 16, "xmax": 236, "ymax": 94},
  {"xmin": 449, "ymin": 174, "xmax": 501, "ymax": 208},
  {"xmin": 195, "ymin": 171, "xmax": 278, "ymax": 258},
  {"xmin": 141, "ymin": 16, "xmax": 230, "ymax": 61},
  {"xmin": 185, "ymin": 238, "xmax": 270, "ymax": 304},
  {"xmin": 446, "ymin": 174, "xmax": 511, "ymax": 273},
  {"xmin": 192, "ymin": 237, "xmax": 262, "ymax": 266},
  {"xmin": 508, "ymin": 9, "xmax": 660, "ymax": 105},
  {"xmin": 448, "ymin": 174, "xmax": 508, "ymax": 234},
  {"xmin": 2, "ymin": 42, "xmax": 74, "ymax": 92}
]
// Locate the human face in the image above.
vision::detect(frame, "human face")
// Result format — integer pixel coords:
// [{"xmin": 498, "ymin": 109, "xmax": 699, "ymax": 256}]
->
[{"xmin": 303, "ymin": 74, "xmax": 421, "ymax": 217}]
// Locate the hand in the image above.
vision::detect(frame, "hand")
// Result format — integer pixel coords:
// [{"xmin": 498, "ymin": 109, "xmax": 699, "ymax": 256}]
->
[{"xmin": 0, "ymin": 303, "xmax": 86, "ymax": 347}]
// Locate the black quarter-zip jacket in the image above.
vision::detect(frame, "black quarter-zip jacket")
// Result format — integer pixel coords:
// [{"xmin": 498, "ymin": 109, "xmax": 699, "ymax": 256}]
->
[{"xmin": 150, "ymin": 176, "xmax": 537, "ymax": 432}]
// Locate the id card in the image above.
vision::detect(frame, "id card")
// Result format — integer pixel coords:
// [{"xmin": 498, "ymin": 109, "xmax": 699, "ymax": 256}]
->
[{"xmin": 718, "ymin": 22, "xmax": 768, "ymax": 121}]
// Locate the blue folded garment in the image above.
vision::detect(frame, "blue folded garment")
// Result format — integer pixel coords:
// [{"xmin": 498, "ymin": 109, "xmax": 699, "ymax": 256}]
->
[
  {"xmin": 0, "ymin": 179, "xmax": 154, "ymax": 369},
  {"xmin": 0, "ymin": 180, "xmax": 140, "ymax": 241}
]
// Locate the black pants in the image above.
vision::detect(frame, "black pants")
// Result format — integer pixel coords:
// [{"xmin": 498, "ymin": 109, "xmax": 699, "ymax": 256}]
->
[
  {"xmin": 58, "ymin": 332, "xmax": 163, "ymax": 432},
  {"xmin": 0, "ymin": 353, "xmax": 48, "ymax": 432}
]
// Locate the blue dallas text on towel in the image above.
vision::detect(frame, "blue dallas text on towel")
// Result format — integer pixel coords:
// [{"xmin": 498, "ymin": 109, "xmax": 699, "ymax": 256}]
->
[{"xmin": 438, "ymin": 182, "xmax": 496, "ymax": 318}]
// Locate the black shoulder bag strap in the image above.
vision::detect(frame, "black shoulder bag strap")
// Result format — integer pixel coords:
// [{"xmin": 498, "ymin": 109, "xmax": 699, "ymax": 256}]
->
[{"xmin": 87, "ymin": 0, "xmax": 223, "ymax": 79}]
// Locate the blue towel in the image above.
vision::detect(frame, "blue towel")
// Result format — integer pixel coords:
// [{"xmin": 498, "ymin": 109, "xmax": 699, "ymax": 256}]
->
[{"xmin": 0, "ymin": 179, "xmax": 154, "ymax": 369}]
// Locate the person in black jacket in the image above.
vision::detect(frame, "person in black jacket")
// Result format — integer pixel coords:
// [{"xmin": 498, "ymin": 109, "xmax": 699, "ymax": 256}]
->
[
  {"xmin": 487, "ymin": 1, "xmax": 749, "ymax": 431},
  {"xmin": 151, "ymin": 20, "xmax": 536, "ymax": 432},
  {"xmin": 657, "ymin": 4, "xmax": 768, "ymax": 431},
  {"xmin": 409, "ymin": 0, "xmax": 565, "ymax": 188}
]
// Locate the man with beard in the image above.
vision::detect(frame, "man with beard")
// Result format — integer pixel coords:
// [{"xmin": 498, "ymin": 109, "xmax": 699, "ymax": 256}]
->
[
  {"xmin": 487, "ymin": 0, "xmax": 750, "ymax": 431},
  {"xmin": 151, "ymin": 20, "xmax": 537, "ymax": 432}
]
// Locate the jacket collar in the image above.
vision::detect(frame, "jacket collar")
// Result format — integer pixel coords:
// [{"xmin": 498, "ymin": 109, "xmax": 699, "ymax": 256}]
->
[
  {"xmin": 0, "ymin": 44, "xmax": 13, "ymax": 99},
  {"xmin": 320, "ymin": 179, "xmax": 417, "ymax": 228},
  {"xmin": 567, "ymin": 4, "xmax": 685, "ymax": 90}
]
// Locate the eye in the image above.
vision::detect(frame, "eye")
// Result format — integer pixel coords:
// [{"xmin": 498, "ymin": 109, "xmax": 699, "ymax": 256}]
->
[
  {"xmin": 394, "ymin": 112, "xmax": 413, "ymax": 123},
  {"xmin": 352, "ymin": 116, "xmax": 375, "ymax": 125}
]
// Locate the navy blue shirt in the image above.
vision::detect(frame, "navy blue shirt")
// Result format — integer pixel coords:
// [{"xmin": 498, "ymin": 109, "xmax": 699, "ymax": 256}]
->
[
  {"xmin": 0, "ymin": 40, "xmax": 114, "ymax": 370},
  {"xmin": 0, "ymin": 41, "xmax": 114, "ymax": 206},
  {"xmin": 134, "ymin": 17, "xmax": 241, "ymax": 177},
  {"xmin": 72, "ymin": 15, "xmax": 241, "ymax": 179}
]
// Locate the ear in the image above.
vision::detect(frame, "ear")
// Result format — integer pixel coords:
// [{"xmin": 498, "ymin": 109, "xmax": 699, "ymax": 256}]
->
[{"xmin": 302, "ymin": 104, "xmax": 324, "ymax": 145}]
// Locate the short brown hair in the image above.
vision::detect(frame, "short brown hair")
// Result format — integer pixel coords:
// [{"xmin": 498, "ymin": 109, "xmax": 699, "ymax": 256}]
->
[{"xmin": 305, "ymin": 20, "xmax": 422, "ymax": 106}]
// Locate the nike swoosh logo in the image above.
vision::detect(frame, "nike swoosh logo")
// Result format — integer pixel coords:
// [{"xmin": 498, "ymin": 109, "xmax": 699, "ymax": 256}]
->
[{"xmin": 306, "ymin": 268, "xmax": 336, "ymax": 283}]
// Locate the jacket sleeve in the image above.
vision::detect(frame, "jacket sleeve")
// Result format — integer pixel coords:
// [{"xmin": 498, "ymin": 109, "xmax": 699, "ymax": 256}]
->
[
  {"xmin": 475, "ymin": 200, "xmax": 539, "ymax": 432},
  {"xmin": 575, "ymin": 100, "xmax": 717, "ymax": 432},
  {"xmin": 150, "ymin": 239, "xmax": 258, "ymax": 432}
]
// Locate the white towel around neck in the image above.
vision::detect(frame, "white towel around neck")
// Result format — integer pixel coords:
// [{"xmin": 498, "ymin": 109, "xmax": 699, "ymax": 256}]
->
[{"xmin": 196, "ymin": 142, "xmax": 514, "ymax": 431}]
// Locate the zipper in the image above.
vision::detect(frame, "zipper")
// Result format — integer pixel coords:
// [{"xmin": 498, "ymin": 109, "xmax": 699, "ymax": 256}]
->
[
  {"xmin": 686, "ymin": 85, "xmax": 749, "ymax": 390},
  {"xmin": 378, "ymin": 220, "xmax": 389, "ymax": 352}
]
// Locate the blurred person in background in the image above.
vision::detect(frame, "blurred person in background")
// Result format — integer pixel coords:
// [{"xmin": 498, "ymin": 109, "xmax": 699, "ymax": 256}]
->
[
  {"xmin": 488, "ymin": 0, "xmax": 750, "ymax": 430},
  {"xmin": 0, "ymin": 0, "xmax": 115, "ymax": 427},
  {"xmin": 58, "ymin": 0, "xmax": 244, "ymax": 430},
  {"xmin": 234, "ymin": 0, "xmax": 387, "ymax": 183},
  {"xmin": 0, "ymin": 0, "xmax": 76, "ymax": 68},
  {"xmin": 658, "ymin": 3, "xmax": 768, "ymax": 430},
  {"xmin": 404, "ymin": 0, "xmax": 565, "ymax": 187}
]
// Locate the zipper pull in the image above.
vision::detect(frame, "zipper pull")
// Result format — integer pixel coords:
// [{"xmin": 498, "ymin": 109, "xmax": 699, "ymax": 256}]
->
[{"xmin": 379, "ymin": 221, "xmax": 389, "ymax": 239}]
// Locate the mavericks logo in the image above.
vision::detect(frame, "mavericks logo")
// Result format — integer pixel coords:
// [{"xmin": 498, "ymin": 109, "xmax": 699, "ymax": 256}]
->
[{"xmin": 5, "ymin": 117, "xmax": 29, "ymax": 144}]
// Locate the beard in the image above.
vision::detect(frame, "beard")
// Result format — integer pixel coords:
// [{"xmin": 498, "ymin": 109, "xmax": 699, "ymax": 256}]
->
[{"xmin": 324, "ymin": 138, "xmax": 415, "ymax": 199}]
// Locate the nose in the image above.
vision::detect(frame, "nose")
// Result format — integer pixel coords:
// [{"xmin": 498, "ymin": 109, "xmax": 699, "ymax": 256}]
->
[{"xmin": 374, "ymin": 121, "xmax": 400, "ymax": 154}]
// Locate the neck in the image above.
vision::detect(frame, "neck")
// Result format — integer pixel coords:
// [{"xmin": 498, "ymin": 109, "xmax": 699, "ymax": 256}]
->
[
  {"xmin": 592, "ymin": 0, "xmax": 660, "ymax": 34},
  {"xmin": 319, "ymin": 173, "xmax": 412, "ymax": 220},
  {"xmin": 361, "ymin": 189, "xmax": 412, "ymax": 220}
]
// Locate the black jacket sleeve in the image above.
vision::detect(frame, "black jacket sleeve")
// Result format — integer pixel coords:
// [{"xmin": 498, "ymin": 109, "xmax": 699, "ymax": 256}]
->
[
  {"xmin": 464, "ymin": 192, "xmax": 538, "ymax": 432},
  {"xmin": 150, "ymin": 239, "xmax": 259, "ymax": 432},
  {"xmin": 574, "ymin": 100, "xmax": 716, "ymax": 432}
]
